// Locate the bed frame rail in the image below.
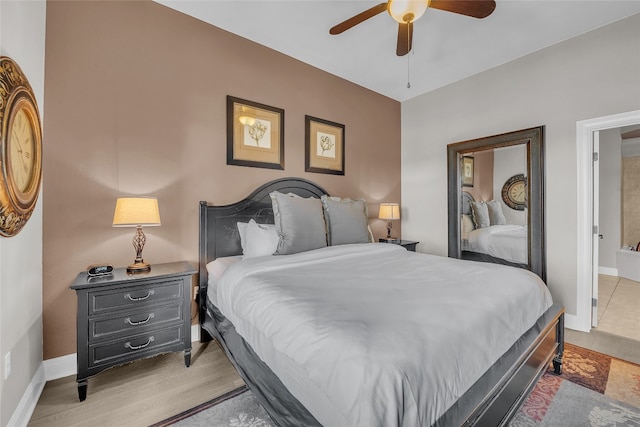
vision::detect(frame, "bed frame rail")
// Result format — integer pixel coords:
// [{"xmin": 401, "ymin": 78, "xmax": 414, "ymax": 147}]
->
[{"xmin": 435, "ymin": 303, "xmax": 564, "ymax": 426}]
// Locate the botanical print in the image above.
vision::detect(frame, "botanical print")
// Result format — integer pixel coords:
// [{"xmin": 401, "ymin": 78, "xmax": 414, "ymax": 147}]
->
[
  {"xmin": 227, "ymin": 95, "xmax": 284, "ymax": 170},
  {"xmin": 464, "ymin": 162, "xmax": 472, "ymax": 178},
  {"xmin": 317, "ymin": 132, "xmax": 336, "ymax": 158},
  {"xmin": 243, "ymin": 120, "xmax": 271, "ymax": 149}
]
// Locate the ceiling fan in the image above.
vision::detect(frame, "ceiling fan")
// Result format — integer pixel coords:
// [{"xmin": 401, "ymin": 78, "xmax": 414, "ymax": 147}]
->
[{"xmin": 330, "ymin": 0, "xmax": 496, "ymax": 56}]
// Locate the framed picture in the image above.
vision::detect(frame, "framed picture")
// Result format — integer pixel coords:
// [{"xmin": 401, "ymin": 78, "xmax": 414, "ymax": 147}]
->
[
  {"xmin": 227, "ymin": 96, "xmax": 284, "ymax": 170},
  {"xmin": 461, "ymin": 156, "xmax": 474, "ymax": 187},
  {"xmin": 305, "ymin": 115, "xmax": 345, "ymax": 175}
]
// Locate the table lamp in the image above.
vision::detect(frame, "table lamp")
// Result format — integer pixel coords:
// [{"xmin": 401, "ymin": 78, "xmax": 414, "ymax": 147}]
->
[
  {"xmin": 378, "ymin": 202, "xmax": 400, "ymax": 241},
  {"xmin": 112, "ymin": 197, "xmax": 161, "ymax": 273}
]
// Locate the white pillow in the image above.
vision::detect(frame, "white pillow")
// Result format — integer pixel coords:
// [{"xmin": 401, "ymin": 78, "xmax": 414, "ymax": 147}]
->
[
  {"xmin": 236, "ymin": 220, "xmax": 279, "ymax": 259},
  {"xmin": 461, "ymin": 214, "xmax": 475, "ymax": 235}
]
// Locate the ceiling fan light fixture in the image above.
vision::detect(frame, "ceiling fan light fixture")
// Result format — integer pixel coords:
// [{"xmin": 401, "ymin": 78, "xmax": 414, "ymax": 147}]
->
[{"xmin": 388, "ymin": 0, "xmax": 428, "ymax": 23}]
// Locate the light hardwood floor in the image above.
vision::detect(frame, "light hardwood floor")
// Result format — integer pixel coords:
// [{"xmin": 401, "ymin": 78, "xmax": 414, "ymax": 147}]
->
[{"xmin": 28, "ymin": 341, "xmax": 244, "ymax": 427}]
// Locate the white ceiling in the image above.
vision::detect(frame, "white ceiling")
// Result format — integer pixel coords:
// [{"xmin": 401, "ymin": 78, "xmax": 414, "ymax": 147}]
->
[{"xmin": 155, "ymin": 1, "xmax": 640, "ymax": 102}]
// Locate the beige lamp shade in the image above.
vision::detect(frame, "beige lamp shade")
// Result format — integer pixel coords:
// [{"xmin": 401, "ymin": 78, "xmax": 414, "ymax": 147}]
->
[
  {"xmin": 378, "ymin": 203, "xmax": 400, "ymax": 220},
  {"xmin": 112, "ymin": 197, "xmax": 161, "ymax": 227}
]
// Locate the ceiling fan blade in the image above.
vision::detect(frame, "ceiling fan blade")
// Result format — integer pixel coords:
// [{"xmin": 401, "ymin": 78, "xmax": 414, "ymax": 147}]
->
[
  {"xmin": 429, "ymin": 0, "xmax": 496, "ymax": 19},
  {"xmin": 396, "ymin": 22, "xmax": 413, "ymax": 56},
  {"xmin": 330, "ymin": 2, "xmax": 388, "ymax": 35}
]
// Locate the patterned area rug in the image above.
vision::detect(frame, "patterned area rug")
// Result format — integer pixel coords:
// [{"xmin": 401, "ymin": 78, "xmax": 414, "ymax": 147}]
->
[
  {"xmin": 511, "ymin": 343, "xmax": 640, "ymax": 426},
  {"xmin": 152, "ymin": 343, "xmax": 640, "ymax": 427}
]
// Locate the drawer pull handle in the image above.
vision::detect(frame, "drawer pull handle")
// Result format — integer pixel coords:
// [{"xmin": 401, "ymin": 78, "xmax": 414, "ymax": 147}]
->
[
  {"xmin": 124, "ymin": 290, "xmax": 154, "ymax": 301},
  {"xmin": 125, "ymin": 336, "xmax": 154, "ymax": 351},
  {"xmin": 125, "ymin": 313, "xmax": 155, "ymax": 326}
]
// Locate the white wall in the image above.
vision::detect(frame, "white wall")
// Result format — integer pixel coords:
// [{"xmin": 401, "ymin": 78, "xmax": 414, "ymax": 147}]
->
[
  {"xmin": 0, "ymin": 1, "xmax": 46, "ymax": 425},
  {"xmin": 598, "ymin": 128, "xmax": 622, "ymax": 270},
  {"xmin": 493, "ymin": 145, "xmax": 526, "ymax": 226},
  {"xmin": 401, "ymin": 14, "xmax": 640, "ymax": 318}
]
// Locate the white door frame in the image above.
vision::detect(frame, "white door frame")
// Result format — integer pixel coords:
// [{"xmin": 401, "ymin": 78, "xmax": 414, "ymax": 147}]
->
[
  {"xmin": 576, "ymin": 110, "xmax": 640, "ymax": 332},
  {"xmin": 591, "ymin": 131, "xmax": 599, "ymax": 328}
]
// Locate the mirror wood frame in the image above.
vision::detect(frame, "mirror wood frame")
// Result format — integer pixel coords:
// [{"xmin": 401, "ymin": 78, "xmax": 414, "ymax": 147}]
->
[{"xmin": 447, "ymin": 126, "xmax": 546, "ymax": 281}]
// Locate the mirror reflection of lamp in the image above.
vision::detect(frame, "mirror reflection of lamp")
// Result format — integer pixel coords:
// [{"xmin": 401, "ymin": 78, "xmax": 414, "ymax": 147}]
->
[
  {"xmin": 238, "ymin": 106, "xmax": 256, "ymax": 126},
  {"xmin": 378, "ymin": 203, "xmax": 400, "ymax": 241},
  {"xmin": 238, "ymin": 115, "xmax": 256, "ymax": 126},
  {"xmin": 112, "ymin": 197, "xmax": 161, "ymax": 273}
]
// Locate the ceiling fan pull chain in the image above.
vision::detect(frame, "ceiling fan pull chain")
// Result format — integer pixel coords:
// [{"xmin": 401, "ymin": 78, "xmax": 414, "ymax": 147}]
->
[
  {"xmin": 406, "ymin": 21, "xmax": 412, "ymax": 89},
  {"xmin": 407, "ymin": 32, "xmax": 412, "ymax": 89},
  {"xmin": 407, "ymin": 53, "xmax": 411, "ymax": 89}
]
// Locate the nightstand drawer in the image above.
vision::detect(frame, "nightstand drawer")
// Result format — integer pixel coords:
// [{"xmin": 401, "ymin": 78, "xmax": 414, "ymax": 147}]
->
[
  {"xmin": 90, "ymin": 279, "xmax": 183, "ymax": 315},
  {"xmin": 89, "ymin": 325, "xmax": 183, "ymax": 368},
  {"xmin": 90, "ymin": 303, "xmax": 183, "ymax": 342}
]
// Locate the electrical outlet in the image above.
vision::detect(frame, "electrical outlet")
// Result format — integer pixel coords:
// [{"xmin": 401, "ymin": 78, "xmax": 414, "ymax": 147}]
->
[
  {"xmin": 4, "ymin": 352, "xmax": 11, "ymax": 380},
  {"xmin": 193, "ymin": 286, "xmax": 199, "ymax": 301}
]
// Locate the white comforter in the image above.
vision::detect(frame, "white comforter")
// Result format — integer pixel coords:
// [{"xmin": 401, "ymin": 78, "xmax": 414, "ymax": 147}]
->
[
  {"xmin": 467, "ymin": 224, "xmax": 528, "ymax": 264},
  {"xmin": 216, "ymin": 243, "xmax": 552, "ymax": 426}
]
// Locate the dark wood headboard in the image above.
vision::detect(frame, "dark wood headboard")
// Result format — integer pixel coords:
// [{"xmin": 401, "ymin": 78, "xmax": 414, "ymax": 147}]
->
[
  {"xmin": 461, "ymin": 191, "xmax": 474, "ymax": 216},
  {"xmin": 198, "ymin": 177, "xmax": 328, "ymax": 328}
]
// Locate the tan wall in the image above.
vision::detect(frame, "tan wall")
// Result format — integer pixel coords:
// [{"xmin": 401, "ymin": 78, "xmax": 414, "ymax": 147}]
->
[
  {"xmin": 43, "ymin": 1, "xmax": 400, "ymax": 359},
  {"xmin": 623, "ymin": 157, "xmax": 640, "ymax": 248},
  {"xmin": 463, "ymin": 150, "xmax": 493, "ymax": 202}
]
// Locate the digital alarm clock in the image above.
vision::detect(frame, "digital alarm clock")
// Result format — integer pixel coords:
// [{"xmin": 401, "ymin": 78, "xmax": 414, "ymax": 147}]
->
[{"xmin": 87, "ymin": 264, "xmax": 114, "ymax": 277}]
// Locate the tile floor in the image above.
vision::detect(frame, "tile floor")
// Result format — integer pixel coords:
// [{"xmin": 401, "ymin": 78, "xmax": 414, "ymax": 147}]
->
[
  {"xmin": 596, "ymin": 274, "xmax": 640, "ymax": 341},
  {"xmin": 565, "ymin": 274, "xmax": 640, "ymax": 365}
]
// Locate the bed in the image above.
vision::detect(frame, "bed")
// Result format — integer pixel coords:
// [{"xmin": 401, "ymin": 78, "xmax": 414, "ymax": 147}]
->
[
  {"xmin": 461, "ymin": 191, "xmax": 528, "ymax": 267},
  {"xmin": 198, "ymin": 177, "xmax": 564, "ymax": 427}
]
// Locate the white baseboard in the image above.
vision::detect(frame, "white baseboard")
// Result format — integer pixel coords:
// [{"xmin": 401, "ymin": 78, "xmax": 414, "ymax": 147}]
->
[
  {"xmin": 44, "ymin": 352, "xmax": 76, "ymax": 381},
  {"xmin": 7, "ymin": 363, "xmax": 45, "ymax": 427},
  {"xmin": 192, "ymin": 323, "xmax": 200, "ymax": 342},
  {"xmin": 564, "ymin": 313, "xmax": 589, "ymax": 332},
  {"xmin": 598, "ymin": 266, "xmax": 618, "ymax": 276}
]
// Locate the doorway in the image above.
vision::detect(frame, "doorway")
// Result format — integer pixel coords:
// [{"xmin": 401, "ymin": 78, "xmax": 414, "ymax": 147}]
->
[
  {"xmin": 593, "ymin": 126, "xmax": 640, "ymax": 340},
  {"xmin": 576, "ymin": 110, "xmax": 640, "ymax": 332}
]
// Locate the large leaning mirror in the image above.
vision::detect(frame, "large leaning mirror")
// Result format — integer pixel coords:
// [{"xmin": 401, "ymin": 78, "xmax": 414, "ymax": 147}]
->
[{"xmin": 447, "ymin": 126, "xmax": 546, "ymax": 281}]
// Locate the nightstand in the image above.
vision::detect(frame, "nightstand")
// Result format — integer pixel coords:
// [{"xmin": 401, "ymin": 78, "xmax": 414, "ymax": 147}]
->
[
  {"xmin": 379, "ymin": 239, "xmax": 419, "ymax": 252},
  {"xmin": 70, "ymin": 261, "xmax": 196, "ymax": 401}
]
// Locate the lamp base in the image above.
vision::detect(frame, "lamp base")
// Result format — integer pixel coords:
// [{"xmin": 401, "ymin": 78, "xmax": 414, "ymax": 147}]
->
[{"xmin": 126, "ymin": 261, "xmax": 151, "ymax": 274}]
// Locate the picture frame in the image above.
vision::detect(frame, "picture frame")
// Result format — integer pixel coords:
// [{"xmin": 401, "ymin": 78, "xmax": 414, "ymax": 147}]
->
[
  {"xmin": 227, "ymin": 96, "xmax": 284, "ymax": 170},
  {"xmin": 305, "ymin": 115, "xmax": 345, "ymax": 175},
  {"xmin": 461, "ymin": 156, "xmax": 474, "ymax": 187}
]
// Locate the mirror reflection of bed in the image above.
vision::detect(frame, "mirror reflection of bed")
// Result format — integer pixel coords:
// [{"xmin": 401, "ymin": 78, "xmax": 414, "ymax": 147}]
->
[
  {"xmin": 460, "ymin": 144, "xmax": 528, "ymax": 267},
  {"xmin": 447, "ymin": 126, "xmax": 545, "ymax": 281}
]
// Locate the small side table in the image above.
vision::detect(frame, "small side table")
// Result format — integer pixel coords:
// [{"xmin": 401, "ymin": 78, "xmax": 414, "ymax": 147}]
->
[
  {"xmin": 70, "ymin": 261, "xmax": 196, "ymax": 401},
  {"xmin": 379, "ymin": 239, "xmax": 419, "ymax": 252}
]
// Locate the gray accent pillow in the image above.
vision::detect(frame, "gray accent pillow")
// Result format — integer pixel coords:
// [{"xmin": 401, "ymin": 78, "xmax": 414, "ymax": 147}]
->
[
  {"xmin": 471, "ymin": 201, "xmax": 490, "ymax": 229},
  {"xmin": 321, "ymin": 195, "xmax": 370, "ymax": 246},
  {"xmin": 486, "ymin": 200, "xmax": 507, "ymax": 225},
  {"xmin": 270, "ymin": 191, "xmax": 327, "ymax": 255}
]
